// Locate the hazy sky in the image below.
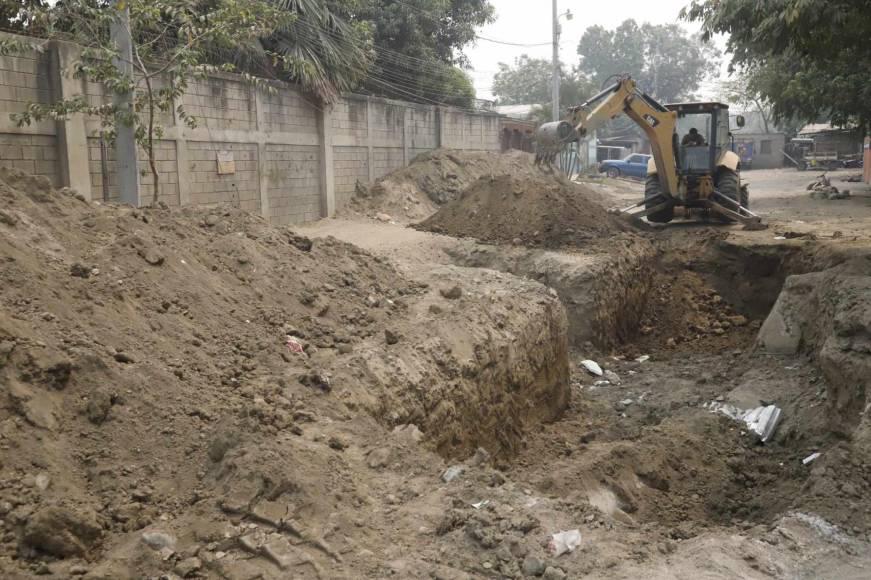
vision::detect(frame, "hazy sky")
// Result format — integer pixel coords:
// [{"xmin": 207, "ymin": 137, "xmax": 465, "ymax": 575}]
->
[{"xmin": 466, "ymin": 0, "xmax": 725, "ymax": 101}]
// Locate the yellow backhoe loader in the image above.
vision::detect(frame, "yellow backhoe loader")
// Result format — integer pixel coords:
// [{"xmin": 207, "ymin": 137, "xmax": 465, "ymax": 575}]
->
[{"xmin": 534, "ymin": 76, "xmax": 765, "ymax": 229}]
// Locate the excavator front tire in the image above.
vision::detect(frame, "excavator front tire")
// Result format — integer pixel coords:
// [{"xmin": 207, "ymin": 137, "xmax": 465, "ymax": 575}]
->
[{"xmin": 644, "ymin": 174, "xmax": 673, "ymax": 223}]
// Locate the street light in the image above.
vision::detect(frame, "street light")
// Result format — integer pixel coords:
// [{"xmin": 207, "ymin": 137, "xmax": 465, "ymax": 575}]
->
[{"xmin": 552, "ymin": 4, "xmax": 573, "ymax": 123}]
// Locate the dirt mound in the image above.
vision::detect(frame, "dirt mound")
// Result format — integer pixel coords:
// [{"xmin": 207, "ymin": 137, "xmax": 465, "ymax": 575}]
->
[
  {"xmin": 0, "ymin": 167, "xmax": 570, "ymax": 578},
  {"xmin": 416, "ymin": 172, "xmax": 628, "ymax": 249},
  {"xmin": 342, "ymin": 149, "xmax": 540, "ymax": 223}
]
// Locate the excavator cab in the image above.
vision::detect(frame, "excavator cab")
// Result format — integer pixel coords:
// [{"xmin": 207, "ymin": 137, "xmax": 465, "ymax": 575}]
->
[{"xmin": 672, "ymin": 103, "xmax": 730, "ymax": 174}]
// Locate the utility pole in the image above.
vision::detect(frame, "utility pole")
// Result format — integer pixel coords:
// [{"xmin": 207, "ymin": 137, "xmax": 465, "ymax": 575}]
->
[
  {"xmin": 551, "ymin": 0, "xmax": 560, "ymax": 123},
  {"xmin": 110, "ymin": 0, "xmax": 140, "ymax": 206}
]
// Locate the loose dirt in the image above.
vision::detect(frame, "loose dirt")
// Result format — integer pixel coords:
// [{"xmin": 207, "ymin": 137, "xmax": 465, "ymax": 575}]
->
[
  {"xmin": 0, "ymin": 167, "xmax": 570, "ymax": 578},
  {"xmin": 417, "ymin": 172, "xmax": 629, "ymax": 249},
  {"xmin": 341, "ymin": 149, "xmax": 537, "ymax": 223},
  {"xmin": 4, "ymin": 155, "xmax": 871, "ymax": 580}
]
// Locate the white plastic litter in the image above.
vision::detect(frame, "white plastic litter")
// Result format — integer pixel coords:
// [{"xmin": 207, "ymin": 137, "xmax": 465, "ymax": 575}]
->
[
  {"xmin": 547, "ymin": 529, "xmax": 582, "ymax": 557},
  {"xmin": 581, "ymin": 360, "xmax": 603, "ymax": 376},
  {"xmin": 471, "ymin": 500, "xmax": 490, "ymax": 509},
  {"xmin": 635, "ymin": 355, "xmax": 650, "ymax": 363},
  {"xmin": 707, "ymin": 402, "xmax": 782, "ymax": 443},
  {"xmin": 802, "ymin": 452, "xmax": 821, "ymax": 465},
  {"xmin": 441, "ymin": 465, "xmax": 465, "ymax": 483}
]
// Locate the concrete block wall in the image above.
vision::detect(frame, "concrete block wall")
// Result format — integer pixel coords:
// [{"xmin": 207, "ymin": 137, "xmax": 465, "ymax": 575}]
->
[
  {"xmin": 0, "ymin": 50, "xmax": 52, "ymax": 113},
  {"xmin": 0, "ymin": 32, "xmax": 503, "ymax": 225},
  {"xmin": 183, "ymin": 77, "xmax": 255, "ymax": 131},
  {"xmin": 265, "ymin": 144, "xmax": 321, "ymax": 225},
  {"xmin": 333, "ymin": 146, "xmax": 369, "ymax": 209},
  {"xmin": 372, "ymin": 147, "xmax": 405, "ymax": 179},
  {"xmin": 188, "ymin": 141, "xmax": 259, "ymax": 212},
  {"xmin": 0, "ymin": 39, "xmax": 60, "ymax": 187},
  {"xmin": 261, "ymin": 89, "xmax": 319, "ymax": 136},
  {"xmin": 0, "ymin": 134, "xmax": 59, "ymax": 185},
  {"xmin": 88, "ymin": 137, "xmax": 179, "ymax": 206}
]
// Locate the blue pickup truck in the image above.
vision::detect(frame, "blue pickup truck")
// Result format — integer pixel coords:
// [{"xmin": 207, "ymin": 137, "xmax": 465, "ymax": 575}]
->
[{"xmin": 599, "ymin": 153, "xmax": 651, "ymax": 178}]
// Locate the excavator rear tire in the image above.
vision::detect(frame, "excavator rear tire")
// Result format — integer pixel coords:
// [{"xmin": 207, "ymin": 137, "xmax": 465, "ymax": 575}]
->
[
  {"xmin": 644, "ymin": 174, "xmax": 673, "ymax": 223},
  {"xmin": 716, "ymin": 169, "xmax": 741, "ymax": 222}
]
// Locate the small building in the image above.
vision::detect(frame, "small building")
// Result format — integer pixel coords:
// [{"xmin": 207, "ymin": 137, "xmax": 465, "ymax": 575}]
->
[
  {"xmin": 798, "ymin": 123, "xmax": 864, "ymax": 160},
  {"xmin": 730, "ymin": 111, "xmax": 786, "ymax": 169},
  {"xmin": 500, "ymin": 118, "xmax": 536, "ymax": 153}
]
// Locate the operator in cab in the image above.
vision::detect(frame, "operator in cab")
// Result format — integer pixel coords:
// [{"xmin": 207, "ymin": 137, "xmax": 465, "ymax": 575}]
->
[{"xmin": 682, "ymin": 127, "xmax": 706, "ymax": 146}]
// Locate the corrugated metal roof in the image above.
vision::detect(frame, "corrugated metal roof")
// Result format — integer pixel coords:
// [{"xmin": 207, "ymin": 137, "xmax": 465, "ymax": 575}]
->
[{"xmin": 799, "ymin": 122, "xmax": 857, "ymax": 135}]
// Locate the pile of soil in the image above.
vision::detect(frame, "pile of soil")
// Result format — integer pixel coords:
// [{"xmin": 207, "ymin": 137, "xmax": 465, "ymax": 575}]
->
[
  {"xmin": 0, "ymin": 168, "xmax": 570, "ymax": 578},
  {"xmin": 416, "ymin": 172, "xmax": 628, "ymax": 249},
  {"xmin": 342, "ymin": 149, "xmax": 542, "ymax": 223}
]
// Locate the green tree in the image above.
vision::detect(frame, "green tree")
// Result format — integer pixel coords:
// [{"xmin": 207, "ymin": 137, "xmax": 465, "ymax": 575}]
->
[
  {"xmin": 492, "ymin": 55, "xmax": 596, "ymax": 114},
  {"xmin": 683, "ymin": 0, "xmax": 871, "ymax": 132},
  {"xmin": 15, "ymin": 0, "xmax": 290, "ymax": 205},
  {"xmin": 715, "ymin": 72, "xmax": 773, "ymax": 133},
  {"xmin": 257, "ymin": 0, "xmax": 374, "ymax": 103},
  {"xmin": 354, "ymin": 0, "xmax": 495, "ymax": 107},
  {"xmin": 577, "ymin": 19, "xmax": 718, "ymax": 103}
]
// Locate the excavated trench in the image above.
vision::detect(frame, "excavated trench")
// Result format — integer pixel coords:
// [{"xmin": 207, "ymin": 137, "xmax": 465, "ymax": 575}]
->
[{"xmin": 449, "ymin": 229, "xmax": 871, "ymax": 534}]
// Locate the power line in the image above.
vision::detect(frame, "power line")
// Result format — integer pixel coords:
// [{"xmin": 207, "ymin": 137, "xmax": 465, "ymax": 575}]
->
[
  {"xmin": 475, "ymin": 35, "xmax": 551, "ymax": 47},
  {"xmin": 381, "ymin": 0, "xmax": 550, "ymax": 50}
]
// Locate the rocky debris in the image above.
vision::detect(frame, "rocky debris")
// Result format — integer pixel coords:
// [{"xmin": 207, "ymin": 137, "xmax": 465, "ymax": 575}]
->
[
  {"xmin": 384, "ymin": 328, "xmax": 401, "ymax": 345},
  {"xmin": 603, "ymin": 370, "xmax": 621, "ymax": 385},
  {"xmin": 208, "ymin": 429, "xmax": 241, "ymax": 462},
  {"xmin": 299, "ymin": 371, "xmax": 332, "ymax": 393},
  {"xmin": 141, "ymin": 530, "xmax": 178, "ymax": 551},
  {"xmin": 138, "ymin": 247, "xmax": 166, "ymax": 266},
  {"xmin": 113, "ymin": 352, "xmax": 134, "ymax": 364},
  {"xmin": 522, "ymin": 555, "xmax": 546, "ymax": 576},
  {"xmin": 807, "ymin": 173, "xmax": 851, "ymax": 200},
  {"xmin": 0, "ymin": 208, "xmax": 18, "ymax": 226},
  {"xmin": 22, "ymin": 506, "xmax": 102, "ymax": 557},
  {"xmin": 174, "ymin": 556, "xmax": 202, "ymax": 577},
  {"xmin": 367, "ymin": 447, "xmax": 392, "ymax": 469},
  {"xmin": 69, "ymin": 262, "xmax": 91, "ymax": 278},
  {"xmin": 288, "ymin": 233, "xmax": 313, "ymax": 252},
  {"xmin": 393, "ymin": 423, "xmax": 424, "ymax": 444},
  {"xmin": 85, "ymin": 390, "xmax": 113, "ymax": 424},
  {"xmin": 542, "ymin": 566, "xmax": 567, "ymax": 580},
  {"xmin": 440, "ymin": 284, "xmax": 463, "ymax": 300}
]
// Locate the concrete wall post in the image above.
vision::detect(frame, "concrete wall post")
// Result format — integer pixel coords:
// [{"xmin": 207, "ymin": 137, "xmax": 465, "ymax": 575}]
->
[
  {"xmin": 366, "ymin": 97, "xmax": 375, "ymax": 182},
  {"xmin": 402, "ymin": 106, "xmax": 410, "ymax": 166},
  {"xmin": 50, "ymin": 41, "xmax": 92, "ymax": 198},
  {"xmin": 171, "ymin": 84, "xmax": 192, "ymax": 207},
  {"xmin": 253, "ymin": 86, "xmax": 269, "ymax": 218},
  {"xmin": 318, "ymin": 106, "xmax": 336, "ymax": 217}
]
